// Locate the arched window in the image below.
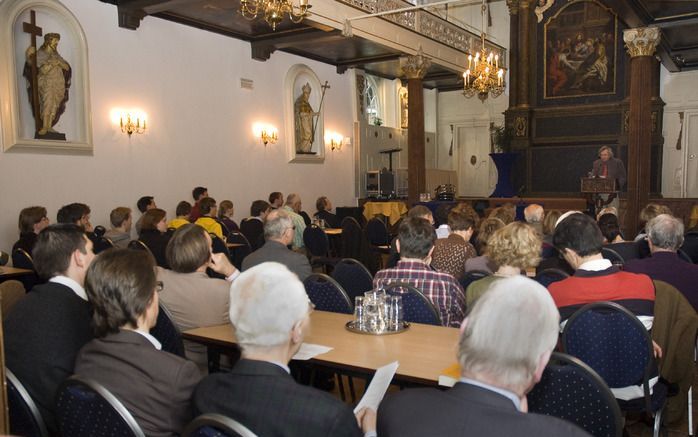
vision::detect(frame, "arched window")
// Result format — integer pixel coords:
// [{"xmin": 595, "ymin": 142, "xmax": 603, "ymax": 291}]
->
[{"xmin": 365, "ymin": 76, "xmax": 381, "ymax": 125}]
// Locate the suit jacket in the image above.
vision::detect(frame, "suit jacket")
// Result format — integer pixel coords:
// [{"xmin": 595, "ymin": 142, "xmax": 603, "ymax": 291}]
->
[
  {"xmin": 3, "ymin": 281, "xmax": 93, "ymax": 433},
  {"xmin": 241, "ymin": 240, "xmax": 312, "ymax": 281},
  {"xmin": 193, "ymin": 359, "xmax": 362, "ymax": 437},
  {"xmin": 74, "ymin": 330, "xmax": 201, "ymax": 437},
  {"xmin": 377, "ymin": 382, "xmax": 592, "ymax": 437},
  {"xmin": 592, "ymin": 157, "xmax": 627, "ymax": 190}
]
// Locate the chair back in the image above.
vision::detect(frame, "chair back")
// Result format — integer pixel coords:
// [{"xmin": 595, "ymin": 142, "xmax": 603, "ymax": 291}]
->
[
  {"xmin": 56, "ymin": 376, "xmax": 145, "ymax": 437},
  {"xmin": 6, "ymin": 368, "xmax": 49, "ymax": 437},
  {"xmin": 239, "ymin": 219, "xmax": 264, "ymax": 251},
  {"xmin": 680, "ymin": 230, "xmax": 698, "ymax": 263},
  {"xmin": 226, "ymin": 232, "xmax": 252, "ymax": 270},
  {"xmin": 534, "ymin": 268, "xmax": 570, "ymax": 287},
  {"xmin": 93, "ymin": 236, "xmax": 115, "ymax": 254},
  {"xmin": 340, "ymin": 216, "xmax": 363, "ymax": 259},
  {"xmin": 459, "ymin": 270, "xmax": 490, "ymax": 291},
  {"xmin": 150, "ymin": 303, "xmax": 186, "ymax": 357},
  {"xmin": 128, "ymin": 239, "xmax": 151, "ymax": 253},
  {"xmin": 0, "ymin": 280, "xmax": 25, "ymax": 316},
  {"xmin": 528, "ymin": 352, "xmax": 623, "ymax": 437},
  {"xmin": 601, "ymin": 247, "xmax": 625, "ymax": 266},
  {"xmin": 12, "ymin": 248, "xmax": 34, "ymax": 271},
  {"xmin": 0, "ymin": 250, "xmax": 9, "ymax": 266},
  {"xmin": 678, "ymin": 248, "xmax": 693, "ymax": 263},
  {"xmin": 606, "ymin": 242, "xmax": 641, "ymax": 262},
  {"xmin": 183, "ymin": 413, "xmax": 258, "ymax": 437},
  {"xmin": 303, "ymin": 225, "xmax": 330, "ymax": 257},
  {"xmin": 383, "ymin": 283, "xmax": 442, "ymax": 326},
  {"xmin": 366, "ymin": 218, "xmax": 390, "ymax": 246},
  {"xmin": 331, "ymin": 258, "xmax": 373, "ymax": 300},
  {"xmin": 303, "ymin": 274, "xmax": 353, "ymax": 314}
]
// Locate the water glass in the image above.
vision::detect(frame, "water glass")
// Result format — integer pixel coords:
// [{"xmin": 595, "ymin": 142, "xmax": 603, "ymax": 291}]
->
[
  {"xmin": 354, "ymin": 296, "xmax": 365, "ymax": 328},
  {"xmin": 387, "ymin": 295, "xmax": 403, "ymax": 331},
  {"xmin": 363, "ymin": 291, "xmax": 386, "ymax": 333}
]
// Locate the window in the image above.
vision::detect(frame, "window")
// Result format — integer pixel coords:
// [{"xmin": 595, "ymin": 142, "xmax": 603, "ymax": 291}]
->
[{"xmin": 365, "ymin": 76, "xmax": 381, "ymax": 125}]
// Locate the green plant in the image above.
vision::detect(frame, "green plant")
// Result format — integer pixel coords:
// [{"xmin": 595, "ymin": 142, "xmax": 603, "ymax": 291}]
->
[
  {"xmin": 373, "ymin": 117, "xmax": 383, "ymax": 126},
  {"xmin": 491, "ymin": 124, "xmax": 513, "ymax": 153}
]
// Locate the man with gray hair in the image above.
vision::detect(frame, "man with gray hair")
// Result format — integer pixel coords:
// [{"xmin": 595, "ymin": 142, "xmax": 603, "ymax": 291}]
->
[
  {"xmin": 282, "ymin": 193, "xmax": 307, "ymax": 249},
  {"xmin": 241, "ymin": 209, "xmax": 311, "ymax": 280},
  {"xmin": 625, "ymin": 214, "xmax": 698, "ymax": 310},
  {"xmin": 377, "ymin": 276, "xmax": 591, "ymax": 436},
  {"xmin": 524, "ymin": 203, "xmax": 545, "ymax": 236},
  {"xmin": 193, "ymin": 262, "xmax": 376, "ymax": 436}
]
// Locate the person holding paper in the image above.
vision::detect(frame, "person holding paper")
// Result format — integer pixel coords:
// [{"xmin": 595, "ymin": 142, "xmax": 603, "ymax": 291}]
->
[
  {"xmin": 193, "ymin": 262, "xmax": 376, "ymax": 437},
  {"xmin": 377, "ymin": 276, "xmax": 592, "ymax": 437}
]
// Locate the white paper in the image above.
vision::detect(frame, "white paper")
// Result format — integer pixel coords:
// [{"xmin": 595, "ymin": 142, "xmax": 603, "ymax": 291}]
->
[
  {"xmin": 292, "ymin": 343, "xmax": 333, "ymax": 360},
  {"xmin": 354, "ymin": 361, "xmax": 399, "ymax": 413}
]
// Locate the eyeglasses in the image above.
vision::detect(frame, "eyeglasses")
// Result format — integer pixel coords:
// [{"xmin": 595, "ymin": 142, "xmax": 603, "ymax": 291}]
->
[{"xmin": 155, "ymin": 281, "xmax": 164, "ymax": 292}]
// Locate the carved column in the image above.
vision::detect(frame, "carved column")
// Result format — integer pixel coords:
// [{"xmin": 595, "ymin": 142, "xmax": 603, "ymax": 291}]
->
[
  {"xmin": 506, "ymin": 0, "xmax": 519, "ymax": 108},
  {"xmin": 517, "ymin": 0, "xmax": 532, "ymax": 108},
  {"xmin": 400, "ymin": 49, "xmax": 431, "ymax": 205},
  {"xmin": 623, "ymin": 27, "xmax": 660, "ymax": 237}
]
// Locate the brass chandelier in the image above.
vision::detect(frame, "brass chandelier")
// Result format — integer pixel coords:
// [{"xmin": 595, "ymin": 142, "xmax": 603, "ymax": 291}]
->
[
  {"xmin": 463, "ymin": 0, "xmax": 504, "ymax": 102},
  {"xmin": 240, "ymin": 0, "xmax": 312, "ymax": 31}
]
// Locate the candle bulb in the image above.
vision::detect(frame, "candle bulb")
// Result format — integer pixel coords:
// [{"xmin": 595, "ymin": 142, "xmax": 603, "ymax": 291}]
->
[
  {"xmin": 468, "ymin": 54, "xmax": 472, "ymax": 69},
  {"xmin": 495, "ymin": 54, "xmax": 498, "ymax": 70}
]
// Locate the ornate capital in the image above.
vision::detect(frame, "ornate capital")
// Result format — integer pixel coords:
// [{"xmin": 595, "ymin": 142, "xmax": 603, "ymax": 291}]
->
[
  {"xmin": 506, "ymin": 0, "xmax": 519, "ymax": 14},
  {"xmin": 623, "ymin": 27, "xmax": 660, "ymax": 58},
  {"xmin": 400, "ymin": 47, "xmax": 431, "ymax": 80},
  {"xmin": 519, "ymin": 0, "xmax": 532, "ymax": 9}
]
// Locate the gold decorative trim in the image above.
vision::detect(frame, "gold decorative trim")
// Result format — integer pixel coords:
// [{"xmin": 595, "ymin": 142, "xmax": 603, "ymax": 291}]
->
[
  {"xmin": 400, "ymin": 47, "xmax": 431, "ymax": 80},
  {"xmin": 623, "ymin": 27, "xmax": 660, "ymax": 58}
]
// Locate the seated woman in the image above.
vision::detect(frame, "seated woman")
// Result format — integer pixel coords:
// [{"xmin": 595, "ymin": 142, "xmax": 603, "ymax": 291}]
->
[
  {"xmin": 168, "ymin": 201, "xmax": 192, "ymax": 230},
  {"xmin": 13, "ymin": 206, "xmax": 49, "ymax": 256},
  {"xmin": 464, "ymin": 217, "xmax": 505, "ymax": 274},
  {"xmin": 217, "ymin": 200, "xmax": 239, "ymax": 234},
  {"xmin": 139, "ymin": 208, "xmax": 171, "ymax": 268},
  {"xmin": 466, "ymin": 221, "xmax": 541, "ymax": 307},
  {"xmin": 598, "ymin": 213, "xmax": 624, "ymax": 244},
  {"xmin": 74, "ymin": 249, "xmax": 200, "ymax": 437},
  {"xmin": 431, "ymin": 210, "xmax": 476, "ymax": 281},
  {"xmin": 313, "ymin": 196, "xmax": 339, "ymax": 228}
]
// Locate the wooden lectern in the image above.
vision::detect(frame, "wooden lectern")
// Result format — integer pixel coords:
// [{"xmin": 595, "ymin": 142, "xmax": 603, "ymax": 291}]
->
[{"xmin": 581, "ymin": 177, "xmax": 617, "ymax": 211}]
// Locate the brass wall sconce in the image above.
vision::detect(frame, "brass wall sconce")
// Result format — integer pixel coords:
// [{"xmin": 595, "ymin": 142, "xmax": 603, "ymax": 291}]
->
[
  {"xmin": 120, "ymin": 112, "xmax": 147, "ymax": 136},
  {"xmin": 254, "ymin": 123, "xmax": 278, "ymax": 146},
  {"xmin": 326, "ymin": 132, "xmax": 348, "ymax": 151}
]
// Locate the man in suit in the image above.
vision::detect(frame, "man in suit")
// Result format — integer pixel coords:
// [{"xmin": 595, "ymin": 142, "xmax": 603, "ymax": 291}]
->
[
  {"xmin": 193, "ymin": 262, "xmax": 376, "ymax": 437},
  {"xmin": 241, "ymin": 209, "xmax": 312, "ymax": 280},
  {"xmin": 378, "ymin": 276, "xmax": 592, "ymax": 437},
  {"xmin": 4, "ymin": 224, "xmax": 96, "ymax": 433}
]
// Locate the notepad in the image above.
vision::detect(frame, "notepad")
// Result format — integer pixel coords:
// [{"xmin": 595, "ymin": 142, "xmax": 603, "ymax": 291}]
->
[
  {"xmin": 292, "ymin": 343, "xmax": 333, "ymax": 360},
  {"xmin": 438, "ymin": 363, "xmax": 461, "ymax": 387}
]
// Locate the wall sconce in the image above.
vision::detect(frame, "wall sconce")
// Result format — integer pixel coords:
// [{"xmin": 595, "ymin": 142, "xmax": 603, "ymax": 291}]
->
[
  {"xmin": 325, "ymin": 132, "xmax": 348, "ymax": 151},
  {"xmin": 119, "ymin": 112, "xmax": 147, "ymax": 137},
  {"xmin": 253, "ymin": 123, "xmax": 278, "ymax": 146}
]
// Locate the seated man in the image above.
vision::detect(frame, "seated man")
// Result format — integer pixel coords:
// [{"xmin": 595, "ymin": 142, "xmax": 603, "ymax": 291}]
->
[
  {"xmin": 378, "ymin": 276, "xmax": 591, "ymax": 437},
  {"xmin": 374, "ymin": 217, "xmax": 465, "ymax": 327},
  {"xmin": 282, "ymin": 193, "xmax": 307, "ymax": 249},
  {"xmin": 105, "ymin": 207, "xmax": 132, "ymax": 248},
  {"xmin": 431, "ymin": 210, "xmax": 476, "ymax": 281},
  {"xmin": 75, "ymin": 249, "xmax": 200, "ymax": 436},
  {"xmin": 158, "ymin": 224, "xmax": 238, "ymax": 370},
  {"xmin": 13, "ymin": 205, "xmax": 49, "ymax": 256},
  {"xmin": 189, "ymin": 186, "xmax": 209, "ymax": 222},
  {"xmin": 193, "ymin": 262, "xmax": 375, "ymax": 437},
  {"xmin": 168, "ymin": 201, "xmax": 192, "ymax": 230},
  {"xmin": 314, "ymin": 196, "xmax": 339, "ymax": 228},
  {"xmin": 268, "ymin": 191, "xmax": 283, "ymax": 209},
  {"xmin": 241, "ymin": 209, "xmax": 312, "ymax": 281},
  {"xmin": 195, "ymin": 197, "xmax": 224, "ymax": 239},
  {"xmin": 524, "ymin": 204, "xmax": 545, "ymax": 237},
  {"xmin": 135, "ymin": 195, "xmax": 156, "ymax": 234},
  {"xmin": 57, "ymin": 202, "xmax": 94, "ymax": 233},
  {"xmin": 624, "ymin": 214, "xmax": 698, "ymax": 311},
  {"xmin": 240, "ymin": 200, "xmax": 270, "ymax": 251},
  {"xmin": 4, "ymin": 224, "xmax": 95, "ymax": 433},
  {"xmin": 386, "ymin": 205, "xmax": 434, "ymax": 268}
]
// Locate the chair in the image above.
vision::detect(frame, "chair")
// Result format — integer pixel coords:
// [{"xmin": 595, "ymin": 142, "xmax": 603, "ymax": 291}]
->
[
  {"xmin": 601, "ymin": 247, "xmax": 625, "ymax": 265},
  {"xmin": 677, "ymin": 248, "xmax": 693, "ymax": 263},
  {"xmin": 303, "ymin": 225, "xmax": 339, "ymax": 271},
  {"xmin": 55, "ymin": 376, "xmax": 146, "ymax": 437},
  {"xmin": 606, "ymin": 242, "xmax": 641, "ymax": 263},
  {"xmin": 561, "ymin": 302, "xmax": 668, "ymax": 437},
  {"xmin": 226, "ymin": 231, "xmax": 252, "ymax": 270},
  {"xmin": 534, "ymin": 268, "xmax": 569, "ymax": 288},
  {"xmin": 93, "ymin": 236, "xmax": 115, "ymax": 254},
  {"xmin": 340, "ymin": 216, "xmax": 363, "ymax": 259},
  {"xmin": 128, "ymin": 239, "xmax": 151, "ymax": 253},
  {"xmin": 0, "ymin": 279, "xmax": 25, "ymax": 316},
  {"xmin": 459, "ymin": 270, "xmax": 490, "ymax": 291},
  {"xmin": 11, "ymin": 248, "xmax": 40, "ymax": 291},
  {"xmin": 6, "ymin": 368, "xmax": 49, "ymax": 437},
  {"xmin": 303, "ymin": 274, "xmax": 353, "ymax": 314},
  {"xmin": 150, "ymin": 303, "xmax": 186, "ymax": 357},
  {"xmin": 0, "ymin": 250, "xmax": 9, "ymax": 265},
  {"xmin": 239, "ymin": 219, "xmax": 264, "ymax": 251},
  {"xmin": 331, "ymin": 258, "xmax": 373, "ymax": 301},
  {"xmin": 183, "ymin": 413, "xmax": 258, "ymax": 437},
  {"xmin": 528, "ymin": 352, "xmax": 623, "ymax": 437},
  {"xmin": 383, "ymin": 282, "xmax": 442, "ymax": 326},
  {"xmin": 366, "ymin": 218, "xmax": 391, "ymax": 252},
  {"xmin": 680, "ymin": 230, "xmax": 698, "ymax": 263}
]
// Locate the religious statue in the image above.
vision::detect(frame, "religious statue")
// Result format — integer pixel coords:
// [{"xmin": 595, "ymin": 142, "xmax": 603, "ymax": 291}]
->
[
  {"xmin": 294, "ymin": 82, "xmax": 319, "ymax": 153},
  {"xmin": 399, "ymin": 87, "xmax": 408, "ymax": 129},
  {"xmin": 24, "ymin": 32, "xmax": 71, "ymax": 140}
]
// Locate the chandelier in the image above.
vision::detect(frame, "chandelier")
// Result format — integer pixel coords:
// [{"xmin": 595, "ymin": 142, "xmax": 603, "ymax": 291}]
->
[
  {"xmin": 463, "ymin": 0, "xmax": 504, "ymax": 102},
  {"xmin": 240, "ymin": 0, "xmax": 312, "ymax": 31}
]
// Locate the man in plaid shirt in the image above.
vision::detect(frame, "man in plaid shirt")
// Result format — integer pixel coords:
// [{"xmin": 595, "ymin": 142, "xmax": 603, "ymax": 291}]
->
[{"xmin": 373, "ymin": 217, "xmax": 466, "ymax": 327}]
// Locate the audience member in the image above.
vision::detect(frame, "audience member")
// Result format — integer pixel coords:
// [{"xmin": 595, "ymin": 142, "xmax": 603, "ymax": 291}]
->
[
  {"xmin": 194, "ymin": 262, "xmax": 376, "ymax": 437},
  {"xmin": 434, "ymin": 204, "xmax": 453, "ymax": 239},
  {"xmin": 452, "ymin": 202, "xmax": 480, "ymax": 227},
  {"xmin": 597, "ymin": 213, "xmax": 624, "ymax": 244},
  {"xmin": 241, "ymin": 210, "xmax": 312, "ymax": 281},
  {"xmin": 465, "ymin": 217, "xmax": 505, "ymax": 274},
  {"xmin": 314, "ymin": 196, "xmax": 339, "ymax": 228},
  {"xmin": 240, "ymin": 200, "xmax": 270, "ymax": 251},
  {"xmin": 75, "ymin": 249, "xmax": 200, "ymax": 436},
  {"xmin": 105, "ymin": 207, "xmax": 132, "ymax": 248},
  {"xmin": 466, "ymin": 222, "xmax": 541, "ymax": 307},
  {"xmin": 13, "ymin": 206, "xmax": 49, "ymax": 256},
  {"xmin": 135, "ymin": 195, "xmax": 156, "ymax": 234},
  {"xmin": 268, "ymin": 191, "xmax": 283, "ymax": 209},
  {"xmin": 489, "ymin": 204, "xmax": 515, "ymax": 224},
  {"xmin": 139, "ymin": 208, "xmax": 171, "ymax": 268},
  {"xmin": 195, "ymin": 197, "xmax": 224, "ymax": 239},
  {"xmin": 218, "ymin": 200, "xmax": 239, "ymax": 233},
  {"xmin": 431, "ymin": 210, "xmax": 476, "ymax": 281},
  {"xmin": 374, "ymin": 217, "xmax": 465, "ymax": 327},
  {"xmin": 387, "ymin": 205, "xmax": 435, "ymax": 268},
  {"xmin": 57, "ymin": 202, "xmax": 93, "ymax": 232},
  {"xmin": 377, "ymin": 276, "xmax": 591, "ymax": 437},
  {"xmin": 189, "ymin": 186, "xmax": 209, "ymax": 222},
  {"xmin": 282, "ymin": 193, "xmax": 307, "ymax": 249},
  {"xmin": 168, "ymin": 201, "xmax": 192, "ymax": 230},
  {"xmin": 635, "ymin": 203, "xmax": 672, "ymax": 241},
  {"xmin": 4, "ymin": 224, "xmax": 95, "ymax": 433},
  {"xmin": 524, "ymin": 204, "xmax": 544, "ymax": 237},
  {"xmin": 624, "ymin": 214, "xmax": 698, "ymax": 311},
  {"xmin": 541, "ymin": 209, "xmax": 562, "ymax": 245},
  {"xmin": 596, "ymin": 206, "xmax": 617, "ymax": 221}
]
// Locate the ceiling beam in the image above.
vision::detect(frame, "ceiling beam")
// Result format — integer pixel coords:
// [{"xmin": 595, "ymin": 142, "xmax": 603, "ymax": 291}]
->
[{"xmin": 251, "ymin": 28, "xmax": 341, "ymax": 61}]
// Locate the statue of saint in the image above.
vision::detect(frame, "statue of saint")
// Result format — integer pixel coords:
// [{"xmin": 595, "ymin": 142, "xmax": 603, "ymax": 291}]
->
[
  {"xmin": 294, "ymin": 83, "xmax": 318, "ymax": 153},
  {"xmin": 399, "ymin": 87, "xmax": 408, "ymax": 129},
  {"xmin": 24, "ymin": 32, "xmax": 71, "ymax": 139}
]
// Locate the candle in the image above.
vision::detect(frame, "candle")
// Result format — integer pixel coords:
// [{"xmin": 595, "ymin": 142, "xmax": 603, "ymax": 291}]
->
[
  {"xmin": 300, "ymin": 0, "xmax": 308, "ymax": 5},
  {"xmin": 468, "ymin": 54, "xmax": 472, "ymax": 69},
  {"xmin": 495, "ymin": 54, "xmax": 498, "ymax": 70}
]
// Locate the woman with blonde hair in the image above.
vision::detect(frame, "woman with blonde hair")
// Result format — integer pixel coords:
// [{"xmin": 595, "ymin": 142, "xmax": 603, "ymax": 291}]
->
[{"xmin": 466, "ymin": 222, "xmax": 542, "ymax": 307}]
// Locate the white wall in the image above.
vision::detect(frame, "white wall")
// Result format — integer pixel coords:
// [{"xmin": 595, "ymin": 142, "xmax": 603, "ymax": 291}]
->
[{"xmin": 0, "ymin": 0, "xmax": 357, "ymax": 251}]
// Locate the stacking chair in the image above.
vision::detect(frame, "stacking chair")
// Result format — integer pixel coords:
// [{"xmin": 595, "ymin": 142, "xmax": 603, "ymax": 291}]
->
[
  {"xmin": 383, "ymin": 283, "xmax": 442, "ymax": 326},
  {"xmin": 11, "ymin": 248, "xmax": 40, "ymax": 291},
  {"xmin": 93, "ymin": 235, "xmax": 115, "ymax": 254},
  {"xmin": 303, "ymin": 274, "xmax": 353, "ymax": 314},
  {"xmin": 528, "ymin": 352, "xmax": 623, "ymax": 437},
  {"xmin": 150, "ymin": 303, "xmax": 186, "ymax": 357},
  {"xmin": 366, "ymin": 218, "xmax": 391, "ymax": 252},
  {"xmin": 331, "ymin": 258, "xmax": 373, "ymax": 301},
  {"xmin": 680, "ymin": 230, "xmax": 698, "ymax": 263},
  {"xmin": 226, "ymin": 231, "xmax": 252, "ymax": 270},
  {"xmin": 0, "ymin": 279, "xmax": 25, "ymax": 316},
  {"xmin": 534, "ymin": 268, "xmax": 569, "ymax": 288},
  {"xmin": 0, "ymin": 250, "xmax": 9, "ymax": 266},
  {"xmin": 606, "ymin": 241, "xmax": 641, "ymax": 263},
  {"xmin": 303, "ymin": 225, "xmax": 339, "ymax": 272},
  {"xmin": 127, "ymin": 239, "xmax": 151, "ymax": 253},
  {"xmin": 459, "ymin": 270, "xmax": 490, "ymax": 291},
  {"xmin": 678, "ymin": 248, "xmax": 693, "ymax": 263},
  {"xmin": 184, "ymin": 413, "xmax": 258, "ymax": 437},
  {"xmin": 340, "ymin": 216, "xmax": 363, "ymax": 260},
  {"xmin": 56, "ymin": 376, "xmax": 146, "ymax": 437},
  {"xmin": 562, "ymin": 302, "xmax": 668, "ymax": 437},
  {"xmin": 600, "ymin": 247, "xmax": 625, "ymax": 266},
  {"xmin": 6, "ymin": 368, "xmax": 49, "ymax": 437}
]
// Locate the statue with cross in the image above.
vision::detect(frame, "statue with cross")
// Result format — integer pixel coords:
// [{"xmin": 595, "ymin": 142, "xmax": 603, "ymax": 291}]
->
[
  {"xmin": 294, "ymin": 81, "xmax": 329, "ymax": 154},
  {"xmin": 22, "ymin": 10, "xmax": 72, "ymax": 140}
]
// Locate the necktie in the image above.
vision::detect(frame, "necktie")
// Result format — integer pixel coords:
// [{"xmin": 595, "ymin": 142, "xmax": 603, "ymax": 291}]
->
[{"xmin": 602, "ymin": 162, "xmax": 608, "ymax": 177}]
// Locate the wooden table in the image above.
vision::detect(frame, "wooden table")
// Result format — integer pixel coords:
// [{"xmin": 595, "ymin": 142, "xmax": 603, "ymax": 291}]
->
[
  {"xmin": 182, "ymin": 311, "xmax": 459, "ymax": 385},
  {"xmin": 0, "ymin": 267, "xmax": 33, "ymax": 279}
]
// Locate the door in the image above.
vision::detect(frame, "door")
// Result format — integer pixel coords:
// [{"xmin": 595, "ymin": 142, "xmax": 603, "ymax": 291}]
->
[
  {"xmin": 685, "ymin": 112, "xmax": 698, "ymax": 197},
  {"xmin": 457, "ymin": 123, "xmax": 494, "ymax": 197}
]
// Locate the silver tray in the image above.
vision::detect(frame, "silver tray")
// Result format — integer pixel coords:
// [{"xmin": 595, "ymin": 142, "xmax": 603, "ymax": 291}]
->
[{"xmin": 345, "ymin": 320, "xmax": 410, "ymax": 335}]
